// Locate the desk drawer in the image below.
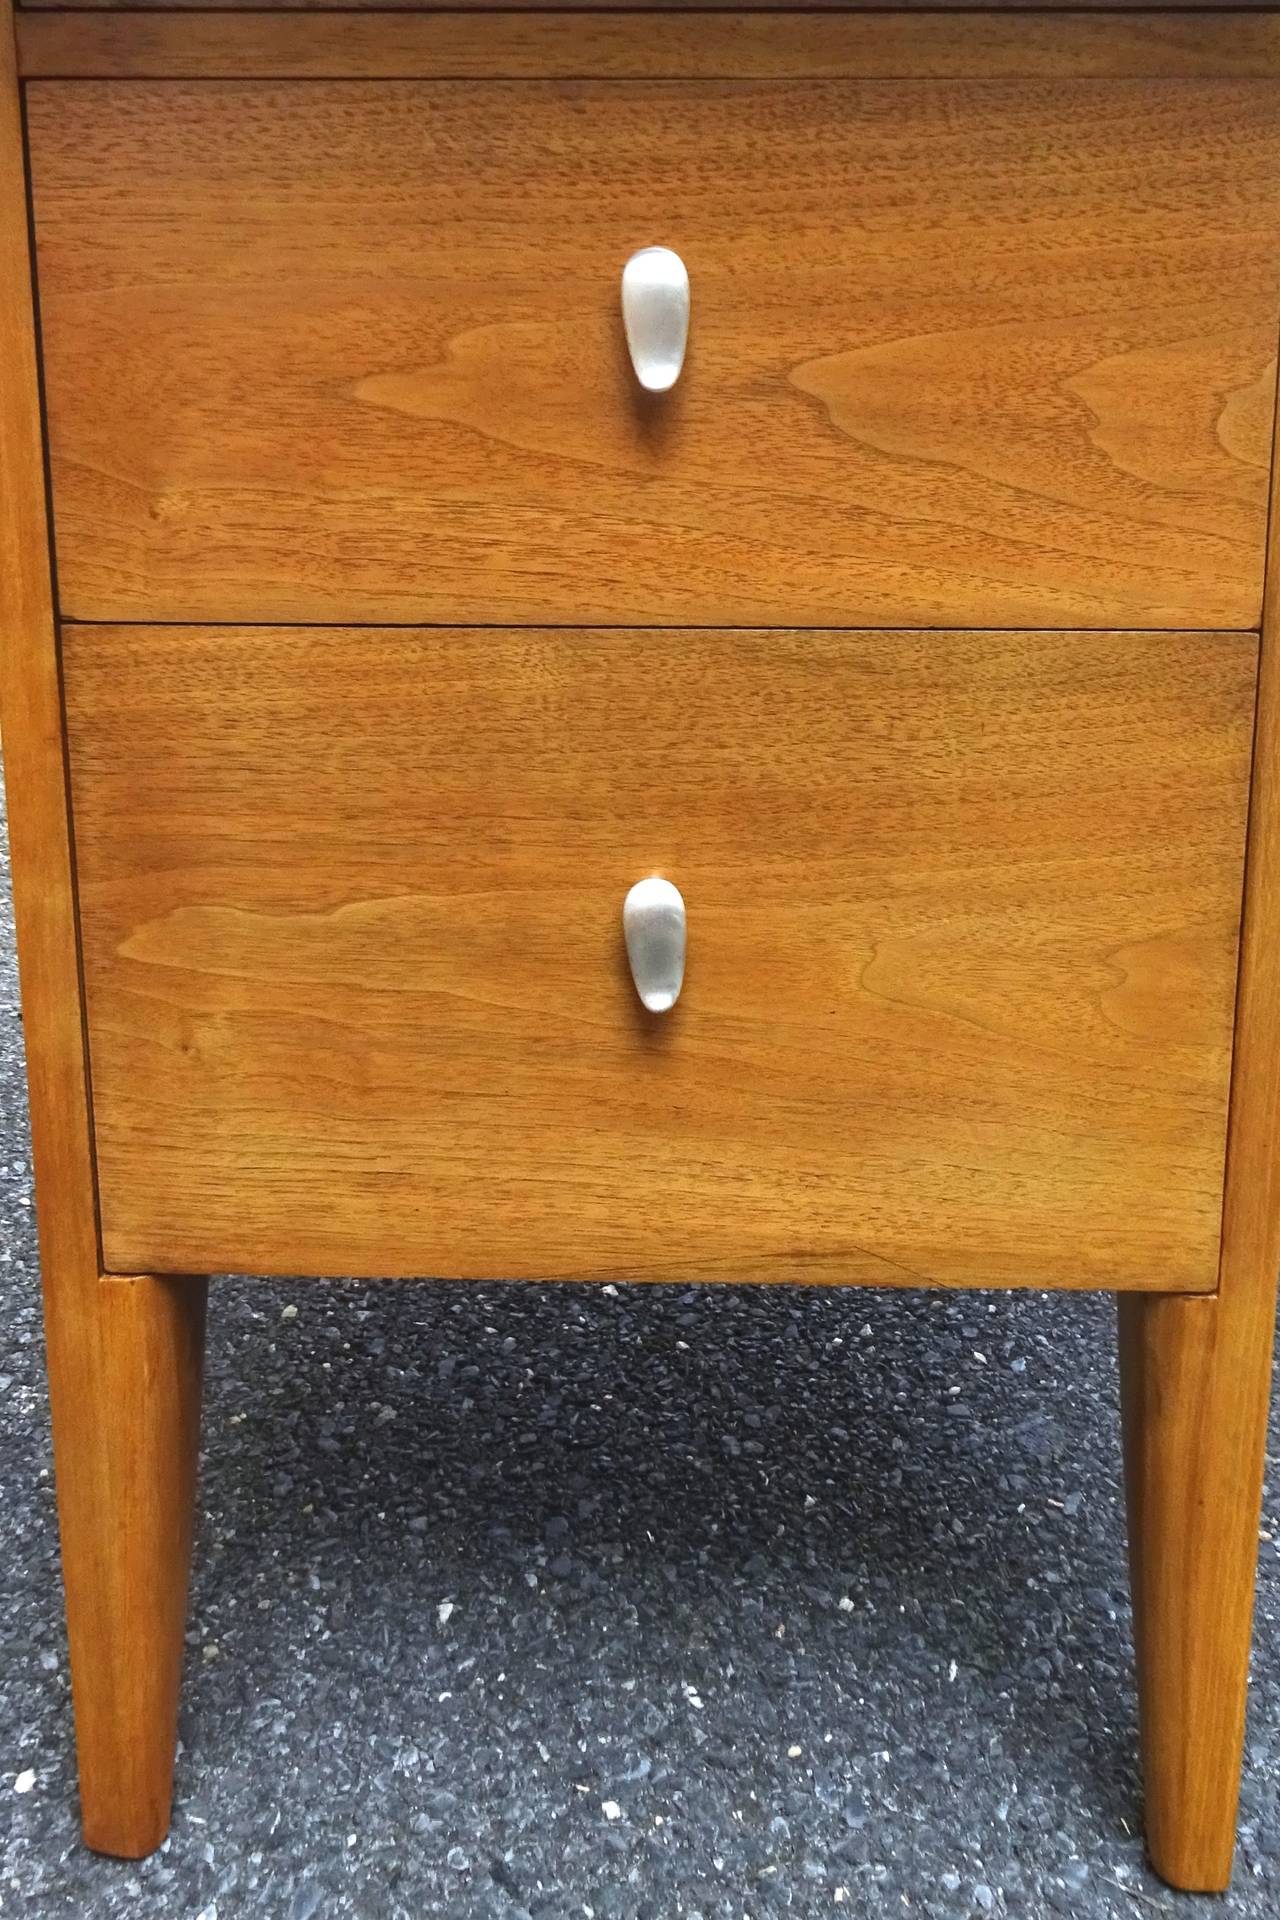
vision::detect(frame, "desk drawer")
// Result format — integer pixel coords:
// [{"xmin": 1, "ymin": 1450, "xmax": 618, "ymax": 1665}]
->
[
  {"xmin": 28, "ymin": 74, "xmax": 1280, "ymax": 630},
  {"xmin": 63, "ymin": 624, "xmax": 1253, "ymax": 1287}
]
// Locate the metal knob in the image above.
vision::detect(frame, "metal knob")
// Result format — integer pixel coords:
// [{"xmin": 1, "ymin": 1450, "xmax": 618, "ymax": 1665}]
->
[
  {"xmin": 621, "ymin": 248, "xmax": 689, "ymax": 393},
  {"xmin": 623, "ymin": 878, "xmax": 686, "ymax": 1013}
]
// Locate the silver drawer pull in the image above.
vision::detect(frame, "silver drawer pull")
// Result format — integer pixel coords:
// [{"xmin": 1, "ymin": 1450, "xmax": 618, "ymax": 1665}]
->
[
  {"xmin": 623, "ymin": 878, "xmax": 686, "ymax": 1013},
  {"xmin": 621, "ymin": 248, "xmax": 690, "ymax": 393}
]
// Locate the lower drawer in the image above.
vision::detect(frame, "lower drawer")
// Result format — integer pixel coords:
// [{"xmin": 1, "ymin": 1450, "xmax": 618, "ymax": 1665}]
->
[{"xmin": 63, "ymin": 625, "xmax": 1254, "ymax": 1289}]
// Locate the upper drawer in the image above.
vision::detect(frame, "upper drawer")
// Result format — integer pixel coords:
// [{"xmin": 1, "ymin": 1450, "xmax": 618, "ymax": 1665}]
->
[{"xmin": 27, "ymin": 74, "xmax": 1280, "ymax": 629}]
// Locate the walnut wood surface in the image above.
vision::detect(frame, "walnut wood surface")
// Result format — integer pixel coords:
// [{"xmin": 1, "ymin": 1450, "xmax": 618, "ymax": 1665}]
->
[
  {"xmin": 0, "ymin": 0, "xmax": 95, "ymax": 1383},
  {"xmin": 63, "ymin": 623, "xmax": 1254, "ymax": 1289},
  {"xmin": 62, "ymin": 1273, "xmax": 207, "ymax": 1858},
  {"xmin": 26, "ymin": 71, "xmax": 1280, "ymax": 629},
  {"xmin": 1119, "ymin": 1283, "xmax": 1278, "ymax": 1890},
  {"xmin": 19, "ymin": 0, "xmax": 1272, "ymax": 13},
  {"xmin": 1118, "ymin": 341, "xmax": 1280, "ymax": 1897},
  {"xmin": 1, "ymin": 0, "xmax": 206, "ymax": 1860},
  {"xmin": 18, "ymin": 12, "xmax": 1280, "ymax": 80}
]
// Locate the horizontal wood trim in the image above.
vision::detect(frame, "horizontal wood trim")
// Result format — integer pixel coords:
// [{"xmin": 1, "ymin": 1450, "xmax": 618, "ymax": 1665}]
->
[
  {"xmin": 18, "ymin": 11, "xmax": 1280, "ymax": 81},
  {"xmin": 65, "ymin": 622, "xmax": 1253, "ymax": 1291},
  {"xmin": 19, "ymin": 0, "xmax": 1280, "ymax": 13}
]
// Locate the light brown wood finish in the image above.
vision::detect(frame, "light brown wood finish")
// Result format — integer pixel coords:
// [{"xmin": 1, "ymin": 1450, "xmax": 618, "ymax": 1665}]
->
[
  {"xmin": 26, "ymin": 70, "xmax": 1280, "ymax": 630},
  {"xmin": 58, "ymin": 1275, "xmax": 208, "ymax": 1857},
  {"xmin": 1117, "ymin": 372, "xmax": 1280, "ymax": 1894},
  {"xmin": 21, "ymin": 0, "xmax": 1275, "ymax": 13},
  {"xmin": 0, "ymin": 0, "xmax": 95, "ymax": 1378},
  {"xmin": 63, "ymin": 623, "xmax": 1254, "ymax": 1290},
  {"xmin": 18, "ymin": 12, "xmax": 1280, "ymax": 81},
  {"xmin": 1119, "ymin": 1284, "xmax": 1278, "ymax": 1889},
  {"xmin": 0, "ymin": 0, "xmax": 206, "ymax": 1859}
]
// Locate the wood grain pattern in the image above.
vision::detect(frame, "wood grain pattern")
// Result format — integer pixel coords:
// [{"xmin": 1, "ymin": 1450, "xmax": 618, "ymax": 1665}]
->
[
  {"xmin": 1119, "ymin": 1284, "xmax": 1277, "ymax": 1890},
  {"xmin": 62, "ymin": 1273, "xmax": 207, "ymax": 1859},
  {"xmin": 1117, "ymin": 329, "xmax": 1280, "ymax": 1897},
  {"xmin": 0, "ymin": 0, "xmax": 95, "ymax": 1354},
  {"xmin": 19, "ymin": 12, "xmax": 1280, "ymax": 82},
  {"xmin": 21, "ymin": 0, "xmax": 1274, "ymax": 14},
  {"xmin": 27, "ymin": 74, "xmax": 1280, "ymax": 630},
  {"xmin": 1, "ymin": 0, "xmax": 205, "ymax": 1861},
  {"xmin": 63, "ymin": 623, "xmax": 1255, "ymax": 1290}
]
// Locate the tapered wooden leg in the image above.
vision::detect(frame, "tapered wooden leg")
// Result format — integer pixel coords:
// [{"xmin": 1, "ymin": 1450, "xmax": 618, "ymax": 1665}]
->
[
  {"xmin": 1118, "ymin": 1285, "xmax": 1277, "ymax": 1891},
  {"xmin": 46, "ymin": 1273, "xmax": 207, "ymax": 1858},
  {"xmin": 3, "ymin": 2, "xmax": 206, "ymax": 1853}
]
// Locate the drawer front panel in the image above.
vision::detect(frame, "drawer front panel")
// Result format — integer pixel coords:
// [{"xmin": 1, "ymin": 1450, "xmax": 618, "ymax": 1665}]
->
[
  {"xmin": 64, "ymin": 625, "xmax": 1253, "ymax": 1288},
  {"xmin": 29, "ymin": 77, "xmax": 1280, "ymax": 630}
]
